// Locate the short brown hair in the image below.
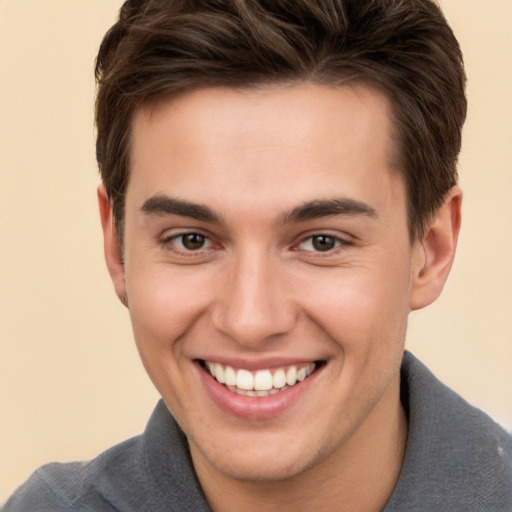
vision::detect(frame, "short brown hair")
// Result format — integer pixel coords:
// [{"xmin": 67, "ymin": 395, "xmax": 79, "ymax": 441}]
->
[{"xmin": 95, "ymin": 0, "xmax": 467, "ymax": 241}]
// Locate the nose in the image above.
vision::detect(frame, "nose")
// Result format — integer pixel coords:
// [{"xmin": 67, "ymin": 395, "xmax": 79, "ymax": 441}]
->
[{"xmin": 211, "ymin": 249, "xmax": 297, "ymax": 348}]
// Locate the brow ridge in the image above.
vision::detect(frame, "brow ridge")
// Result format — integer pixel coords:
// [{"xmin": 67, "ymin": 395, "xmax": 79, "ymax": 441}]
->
[
  {"xmin": 141, "ymin": 195, "xmax": 377, "ymax": 226},
  {"xmin": 141, "ymin": 195, "xmax": 222, "ymax": 223},
  {"xmin": 279, "ymin": 198, "xmax": 378, "ymax": 225}
]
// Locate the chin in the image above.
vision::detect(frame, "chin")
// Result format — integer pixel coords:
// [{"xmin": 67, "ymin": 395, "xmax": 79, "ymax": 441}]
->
[
  {"xmin": 211, "ymin": 452, "xmax": 311, "ymax": 483},
  {"xmin": 189, "ymin": 427, "xmax": 336, "ymax": 484}
]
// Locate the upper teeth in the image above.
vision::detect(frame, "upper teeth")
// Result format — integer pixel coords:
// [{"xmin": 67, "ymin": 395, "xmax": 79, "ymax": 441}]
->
[{"xmin": 206, "ymin": 361, "xmax": 316, "ymax": 393}]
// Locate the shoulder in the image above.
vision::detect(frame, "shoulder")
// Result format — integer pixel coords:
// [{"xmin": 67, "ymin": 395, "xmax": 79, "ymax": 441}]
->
[
  {"xmin": 3, "ymin": 402, "xmax": 211, "ymax": 512},
  {"xmin": 2, "ymin": 461, "xmax": 84, "ymax": 512},
  {"xmin": 3, "ymin": 435, "xmax": 145, "ymax": 512},
  {"xmin": 386, "ymin": 352, "xmax": 512, "ymax": 511}
]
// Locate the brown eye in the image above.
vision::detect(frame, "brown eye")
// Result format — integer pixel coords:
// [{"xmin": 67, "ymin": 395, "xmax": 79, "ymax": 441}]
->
[
  {"xmin": 163, "ymin": 231, "xmax": 215, "ymax": 258},
  {"xmin": 297, "ymin": 234, "xmax": 344, "ymax": 253},
  {"xmin": 181, "ymin": 233, "xmax": 206, "ymax": 250},
  {"xmin": 311, "ymin": 235, "xmax": 337, "ymax": 251}
]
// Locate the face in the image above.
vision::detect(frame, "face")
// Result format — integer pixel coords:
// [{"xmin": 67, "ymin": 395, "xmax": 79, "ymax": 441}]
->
[{"xmin": 115, "ymin": 83, "xmax": 423, "ymax": 482}]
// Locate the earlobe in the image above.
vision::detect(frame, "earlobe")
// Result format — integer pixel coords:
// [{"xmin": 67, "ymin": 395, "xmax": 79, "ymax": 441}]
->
[
  {"xmin": 409, "ymin": 186, "xmax": 462, "ymax": 311},
  {"xmin": 97, "ymin": 184, "xmax": 128, "ymax": 307}
]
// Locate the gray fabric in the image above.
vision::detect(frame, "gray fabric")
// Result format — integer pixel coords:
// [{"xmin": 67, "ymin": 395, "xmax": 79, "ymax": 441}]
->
[
  {"xmin": 4, "ymin": 352, "xmax": 512, "ymax": 511},
  {"xmin": 3, "ymin": 402, "xmax": 210, "ymax": 512},
  {"xmin": 383, "ymin": 352, "xmax": 512, "ymax": 511}
]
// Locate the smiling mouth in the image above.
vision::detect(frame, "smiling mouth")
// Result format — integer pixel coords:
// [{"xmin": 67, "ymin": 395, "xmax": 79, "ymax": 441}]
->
[{"xmin": 200, "ymin": 360, "xmax": 322, "ymax": 397}]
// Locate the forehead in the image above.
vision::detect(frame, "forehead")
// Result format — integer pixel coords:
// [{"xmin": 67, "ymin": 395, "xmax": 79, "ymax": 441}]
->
[
  {"xmin": 134, "ymin": 82, "xmax": 393, "ymax": 156},
  {"xmin": 127, "ymin": 82, "xmax": 404, "ymax": 221}
]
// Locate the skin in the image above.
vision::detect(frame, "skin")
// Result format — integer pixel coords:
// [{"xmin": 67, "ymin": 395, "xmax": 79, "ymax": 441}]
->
[{"xmin": 99, "ymin": 83, "xmax": 461, "ymax": 511}]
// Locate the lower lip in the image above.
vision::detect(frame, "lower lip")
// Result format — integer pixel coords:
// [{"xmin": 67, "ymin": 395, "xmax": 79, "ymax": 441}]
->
[{"xmin": 196, "ymin": 362, "xmax": 321, "ymax": 421}]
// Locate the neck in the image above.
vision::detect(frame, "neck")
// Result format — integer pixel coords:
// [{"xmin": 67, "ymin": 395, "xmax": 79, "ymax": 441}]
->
[{"xmin": 193, "ymin": 376, "xmax": 407, "ymax": 512}]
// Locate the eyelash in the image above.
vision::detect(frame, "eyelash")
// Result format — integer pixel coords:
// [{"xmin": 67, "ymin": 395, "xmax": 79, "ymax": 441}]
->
[
  {"xmin": 161, "ymin": 231, "xmax": 351, "ymax": 257},
  {"xmin": 296, "ymin": 234, "xmax": 350, "ymax": 253},
  {"xmin": 162, "ymin": 232, "xmax": 214, "ymax": 255}
]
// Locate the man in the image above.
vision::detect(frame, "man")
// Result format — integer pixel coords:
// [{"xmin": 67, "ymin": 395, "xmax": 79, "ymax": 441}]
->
[{"xmin": 4, "ymin": 0, "xmax": 511, "ymax": 510}]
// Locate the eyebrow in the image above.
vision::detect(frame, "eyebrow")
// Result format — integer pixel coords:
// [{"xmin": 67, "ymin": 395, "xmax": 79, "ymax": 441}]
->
[
  {"xmin": 278, "ymin": 198, "xmax": 378, "ymax": 225},
  {"xmin": 140, "ymin": 195, "xmax": 377, "ymax": 225},
  {"xmin": 141, "ymin": 196, "xmax": 223, "ymax": 224}
]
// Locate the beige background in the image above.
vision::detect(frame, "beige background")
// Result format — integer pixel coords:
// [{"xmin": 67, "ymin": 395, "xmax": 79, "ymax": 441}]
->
[{"xmin": 0, "ymin": 0, "xmax": 511, "ymax": 502}]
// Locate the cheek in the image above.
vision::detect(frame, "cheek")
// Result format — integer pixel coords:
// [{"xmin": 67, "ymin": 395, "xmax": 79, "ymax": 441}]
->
[
  {"xmin": 124, "ymin": 266, "xmax": 215, "ymax": 412},
  {"xmin": 125, "ymin": 263, "xmax": 213, "ymax": 355},
  {"xmin": 294, "ymin": 256, "xmax": 412, "ymax": 353}
]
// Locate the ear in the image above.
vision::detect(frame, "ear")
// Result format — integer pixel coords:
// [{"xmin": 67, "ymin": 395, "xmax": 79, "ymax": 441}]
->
[
  {"xmin": 97, "ymin": 184, "xmax": 128, "ymax": 307},
  {"xmin": 409, "ymin": 186, "xmax": 462, "ymax": 311}
]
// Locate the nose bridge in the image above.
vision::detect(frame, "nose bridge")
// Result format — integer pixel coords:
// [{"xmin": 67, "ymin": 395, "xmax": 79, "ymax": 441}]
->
[{"xmin": 211, "ymin": 245, "xmax": 295, "ymax": 346}]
